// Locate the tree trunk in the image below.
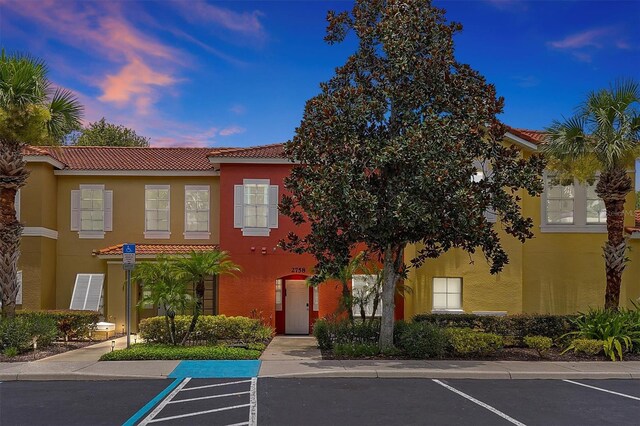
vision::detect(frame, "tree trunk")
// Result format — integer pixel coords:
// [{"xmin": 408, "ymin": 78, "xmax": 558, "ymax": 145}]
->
[
  {"xmin": 0, "ymin": 139, "xmax": 29, "ymax": 319},
  {"xmin": 181, "ymin": 277, "xmax": 204, "ymax": 345},
  {"xmin": 163, "ymin": 305, "xmax": 172, "ymax": 344},
  {"xmin": 379, "ymin": 244, "xmax": 404, "ymax": 349},
  {"xmin": 596, "ymin": 168, "xmax": 632, "ymax": 310},
  {"xmin": 341, "ymin": 281, "xmax": 354, "ymax": 322}
]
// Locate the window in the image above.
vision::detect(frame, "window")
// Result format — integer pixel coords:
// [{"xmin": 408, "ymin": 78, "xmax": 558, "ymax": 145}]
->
[
  {"xmin": 69, "ymin": 274, "xmax": 104, "ymax": 311},
  {"xmin": 546, "ymin": 176, "xmax": 574, "ymax": 224},
  {"xmin": 145, "ymin": 185, "xmax": 170, "ymax": 238},
  {"xmin": 184, "ymin": 185, "xmax": 210, "ymax": 239},
  {"xmin": 71, "ymin": 185, "xmax": 112, "ymax": 238},
  {"xmin": 351, "ymin": 275, "xmax": 381, "ymax": 318},
  {"xmin": 472, "ymin": 164, "xmax": 497, "ymax": 223},
  {"xmin": 542, "ymin": 174, "xmax": 607, "ymax": 232},
  {"xmin": 586, "ymin": 181, "xmax": 606, "ymax": 224},
  {"xmin": 313, "ymin": 286, "xmax": 319, "ymax": 311},
  {"xmin": 275, "ymin": 279, "xmax": 283, "ymax": 311},
  {"xmin": 234, "ymin": 179, "xmax": 279, "ymax": 236},
  {"xmin": 432, "ymin": 277, "xmax": 462, "ymax": 311}
]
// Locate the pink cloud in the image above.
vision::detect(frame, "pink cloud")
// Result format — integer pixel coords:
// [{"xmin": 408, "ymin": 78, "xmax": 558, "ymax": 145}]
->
[
  {"xmin": 174, "ymin": 0, "xmax": 264, "ymax": 35},
  {"xmin": 230, "ymin": 104, "xmax": 246, "ymax": 115},
  {"xmin": 219, "ymin": 126, "xmax": 246, "ymax": 136},
  {"xmin": 549, "ymin": 28, "xmax": 611, "ymax": 49}
]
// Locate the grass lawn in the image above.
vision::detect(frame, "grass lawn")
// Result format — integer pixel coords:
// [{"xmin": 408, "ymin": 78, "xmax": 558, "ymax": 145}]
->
[{"xmin": 99, "ymin": 343, "xmax": 262, "ymax": 361}]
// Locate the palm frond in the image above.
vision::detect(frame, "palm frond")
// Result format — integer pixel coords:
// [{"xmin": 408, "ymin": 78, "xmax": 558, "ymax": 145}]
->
[{"xmin": 46, "ymin": 88, "xmax": 83, "ymax": 143}]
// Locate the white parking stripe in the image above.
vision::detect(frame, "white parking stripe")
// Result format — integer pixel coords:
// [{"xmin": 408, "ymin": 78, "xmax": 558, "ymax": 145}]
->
[
  {"xmin": 148, "ymin": 404, "xmax": 251, "ymax": 423},
  {"xmin": 249, "ymin": 377, "xmax": 258, "ymax": 426},
  {"xmin": 182, "ymin": 379, "xmax": 252, "ymax": 391},
  {"xmin": 433, "ymin": 380, "xmax": 527, "ymax": 426},
  {"xmin": 138, "ymin": 377, "xmax": 191, "ymax": 426},
  {"xmin": 168, "ymin": 391, "xmax": 250, "ymax": 404},
  {"xmin": 225, "ymin": 423, "xmax": 249, "ymax": 426},
  {"xmin": 563, "ymin": 380, "xmax": 640, "ymax": 401}
]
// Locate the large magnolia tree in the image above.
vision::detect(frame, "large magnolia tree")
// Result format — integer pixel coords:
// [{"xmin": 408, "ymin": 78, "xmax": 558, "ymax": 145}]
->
[
  {"xmin": 544, "ymin": 80, "xmax": 640, "ymax": 309},
  {"xmin": 0, "ymin": 51, "xmax": 82, "ymax": 318},
  {"xmin": 280, "ymin": 0, "xmax": 545, "ymax": 348}
]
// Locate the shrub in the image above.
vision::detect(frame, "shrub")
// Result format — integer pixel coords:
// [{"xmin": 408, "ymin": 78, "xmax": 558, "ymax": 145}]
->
[
  {"xmin": 446, "ymin": 328, "xmax": 503, "ymax": 357},
  {"xmin": 524, "ymin": 335, "xmax": 552, "ymax": 357},
  {"xmin": 398, "ymin": 322, "xmax": 448, "ymax": 359},
  {"xmin": 138, "ymin": 315, "xmax": 274, "ymax": 345},
  {"xmin": 311, "ymin": 318, "xmax": 380, "ymax": 350},
  {"xmin": 333, "ymin": 343, "xmax": 379, "ymax": 358},
  {"xmin": 562, "ymin": 308, "xmax": 640, "ymax": 361},
  {"xmin": 567, "ymin": 338, "xmax": 603, "ymax": 356},
  {"xmin": 18, "ymin": 310, "xmax": 99, "ymax": 340},
  {"xmin": 414, "ymin": 313, "xmax": 576, "ymax": 345},
  {"xmin": 3, "ymin": 347, "xmax": 18, "ymax": 357},
  {"xmin": 0, "ymin": 315, "xmax": 58, "ymax": 354},
  {"xmin": 99, "ymin": 343, "xmax": 261, "ymax": 361}
]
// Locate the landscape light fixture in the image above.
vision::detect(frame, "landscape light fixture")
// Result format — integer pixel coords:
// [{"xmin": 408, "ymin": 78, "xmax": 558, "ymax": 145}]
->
[{"xmin": 111, "ymin": 340, "xmax": 115, "ymax": 352}]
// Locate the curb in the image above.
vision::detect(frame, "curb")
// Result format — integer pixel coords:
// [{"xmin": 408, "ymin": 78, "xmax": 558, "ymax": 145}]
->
[
  {"xmin": 0, "ymin": 373, "xmax": 166, "ymax": 381},
  {"xmin": 257, "ymin": 371, "xmax": 640, "ymax": 380}
]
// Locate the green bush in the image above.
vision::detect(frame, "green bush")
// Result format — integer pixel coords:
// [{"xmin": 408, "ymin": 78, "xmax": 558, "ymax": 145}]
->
[
  {"xmin": 139, "ymin": 315, "xmax": 273, "ymax": 344},
  {"xmin": 567, "ymin": 338, "xmax": 603, "ymax": 356},
  {"xmin": 524, "ymin": 335, "xmax": 552, "ymax": 357},
  {"xmin": 398, "ymin": 322, "xmax": 448, "ymax": 359},
  {"xmin": 3, "ymin": 346, "xmax": 18, "ymax": 357},
  {"xmin": 18, "ymin": 310, "xmax": 99, "ymax": 340},
  {"xmin": 0, "ymin": 314, "xmax": 58, "ymax": 354},
  {"xmin": 100, "ymin": 343, "xmax": 261, "ymax": 361},
  {"xmin": 333, "ymin": 343, "xmax": 379, "ymax": 358},
  {"xmin": 414, "ymin": 313, "xmax": 576, "ymax": 345},
  {"xmin": 446, "ymin": 328, "xmax": 503, "ymax": 357},
  {"xmin": 311, "ymin": 318, "xmax": 380, "ymax": 350},
  {"xmin": 562, "ymin": 308, "xmax": 640, "ymax": 361}
]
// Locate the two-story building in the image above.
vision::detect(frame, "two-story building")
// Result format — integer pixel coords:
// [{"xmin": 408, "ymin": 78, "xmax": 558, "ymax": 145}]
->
[{"xmin": 16, "ymin": 130, "xmax": 640, "ymax": 334}]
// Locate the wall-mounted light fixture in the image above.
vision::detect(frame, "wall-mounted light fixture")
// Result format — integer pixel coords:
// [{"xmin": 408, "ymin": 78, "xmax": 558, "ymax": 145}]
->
[{"xmin": 261, "ymin": 247, "xmax": 267, "ymax": 255}]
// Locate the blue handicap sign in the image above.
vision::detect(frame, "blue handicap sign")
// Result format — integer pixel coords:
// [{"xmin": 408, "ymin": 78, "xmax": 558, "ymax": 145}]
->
[{"xmin": 123, "ymin": 243, "xmax": 136, "ymax": 254}]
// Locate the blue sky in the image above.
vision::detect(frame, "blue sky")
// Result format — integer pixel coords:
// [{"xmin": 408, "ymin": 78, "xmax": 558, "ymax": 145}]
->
[{"xmin": 0, "ymin": 0, "xmax": 638, "ymax": 150}]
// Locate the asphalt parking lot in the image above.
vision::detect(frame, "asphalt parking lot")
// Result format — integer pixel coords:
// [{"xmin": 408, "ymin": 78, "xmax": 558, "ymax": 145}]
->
[{"xmin": 0, "ymin": 378, "xmax": 638, "ymax": 425}]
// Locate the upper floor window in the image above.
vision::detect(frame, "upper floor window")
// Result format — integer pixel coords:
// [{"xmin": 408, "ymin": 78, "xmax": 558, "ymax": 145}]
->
[
  {"xmin": 145, "ymin": 185, "xmax": 170, "ymax": 239},
  {"xmin": 71, "ymin": 185, "xmax": 112, "ymax": 239},
  {"xmin": 184, "ymin": 185, "xmax": 210, "ymax": 239},
  {"xmin": 234, "ymin": 179, "xmax": 279, "ymax": 236},
  {"xmin": 542, "ymin": 174, "xmax": 606, "ymax": 232}
]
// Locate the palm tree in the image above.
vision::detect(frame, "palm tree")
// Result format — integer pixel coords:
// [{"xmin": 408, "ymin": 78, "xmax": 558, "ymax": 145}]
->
[
  {"xmin": 173, "ymin": 250, "xmax": 241, "ymax": 344},
  {"xmin": 325, "ymin": 251, "xmax": 366, "ymax": 323},
  {"xmin": 135, "ymin": 256, "xmax": 192, "ymax": 345},
  {"xmin": 0, "ymin": 51, "xmax": 83, "ymax": 318},
  {"xmin": 544, "ymin": 79, "xmax": 640, "ymax": 309}
]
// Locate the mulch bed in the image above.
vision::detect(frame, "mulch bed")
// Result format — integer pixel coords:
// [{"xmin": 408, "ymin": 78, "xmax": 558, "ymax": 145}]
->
[
  {"xmin": 0, "ymin": 335, "xmax": 124, "ymax": 363},
  {"xmin": 322, "ymin": 347, "xmax": 640, "ymax": 362}
]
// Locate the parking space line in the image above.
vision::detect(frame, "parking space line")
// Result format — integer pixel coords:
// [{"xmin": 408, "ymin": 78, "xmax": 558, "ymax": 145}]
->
[
  {"xmin": 138, "ymin": 377, "xmax": 192, "ymax": 426},
  {"xmin": 225, "ymin": 422, "xmax": 249, "ymax": 426},
  {"xmin": 182, "ymin": 379, "xmax": 252, "ymax": 391},
  {"xmin": 147, "ymin": 404, "xmax": 251, "ymax": 423},
  {"xmin": 168, "ymin": 391, "xmax": 250, "ymax": 404},
  {"xmin": 563, "ymin": 380, "xmax": 640, "ymax": 401},
  {"xmin": 249, "ymin": 377, "xmax": 257, "ymax": 426},
  {"xmin": 432, "ymin": 380, "xmax": 527, "ymax": 426}
]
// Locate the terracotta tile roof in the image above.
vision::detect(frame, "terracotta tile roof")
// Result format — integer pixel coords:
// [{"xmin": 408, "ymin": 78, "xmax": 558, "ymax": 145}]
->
[
  {"xmin": 94, "ymin": 243, "xmax": 219, "ymax": 256},
  {"xmin": 507, "ymin": 127, "xmax": 547, "ymax": 145},
  {"xmin": 636, "ymin": 210, "xmax": 640, "ymax": 227},
  {"xmin": 23, "ymin": 146, "xmax": 52, "ymax": 156},
  {"xmin": 42, "ymin": 147, "xmax": 220, "ymax": 171},
  {"xmin": 209, "ymin": 143, "xmax": 285, "ymax": 159}
]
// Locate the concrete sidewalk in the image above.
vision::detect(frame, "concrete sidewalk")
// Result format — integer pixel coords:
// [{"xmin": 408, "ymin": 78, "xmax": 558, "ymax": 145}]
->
[{"xmin": 1, "ymin": 335, "xmax": 640, "ymax": 381}]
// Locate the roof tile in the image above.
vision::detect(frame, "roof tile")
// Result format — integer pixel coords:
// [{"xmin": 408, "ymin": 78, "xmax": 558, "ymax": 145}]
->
[{"xmin": 94, "ymin": 243, "xmax": 219, "ymax": 256}]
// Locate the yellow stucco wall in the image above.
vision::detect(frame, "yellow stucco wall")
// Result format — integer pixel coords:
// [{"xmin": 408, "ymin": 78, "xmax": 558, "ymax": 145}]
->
[
  {"xmin": 54, "ymin": 175, "xmax": 220, "ymax": 324},
  {"xmin": 405, "ymin": 168, "xmax": 640, "ymax": 319}
]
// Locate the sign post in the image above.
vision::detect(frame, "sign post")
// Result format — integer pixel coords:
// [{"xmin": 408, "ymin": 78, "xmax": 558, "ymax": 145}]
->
[{"xmin": 122, "ymin": 243, "xmax": 136, "ymax": 349}]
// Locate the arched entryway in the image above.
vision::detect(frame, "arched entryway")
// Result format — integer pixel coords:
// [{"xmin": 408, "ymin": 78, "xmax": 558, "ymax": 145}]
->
[{"xmin": 274, "ymin": 274, "xmax": 319, "ymax": 335}]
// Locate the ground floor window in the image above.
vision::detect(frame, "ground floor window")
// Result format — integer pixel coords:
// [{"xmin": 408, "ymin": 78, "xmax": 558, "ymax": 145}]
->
[
  {"xmin": 70, "ymin": 274, "xmax": 104, "ymax": 311},
  {"xmin": 432, "ymin": 277, "xmax": 462, "ymax": 311},
  {"xmin": 351, "ymin": 274, "xmax": 382, "ymax": 318},
  {"xmin": 186, "ymin": 276, "xmax": 218, "ymax": 315}
]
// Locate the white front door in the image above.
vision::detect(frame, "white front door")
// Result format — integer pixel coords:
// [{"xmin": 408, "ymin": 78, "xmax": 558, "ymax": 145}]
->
[{"xmin": 285, "ymin": 280, "xmax": 309, "ymax": 334}]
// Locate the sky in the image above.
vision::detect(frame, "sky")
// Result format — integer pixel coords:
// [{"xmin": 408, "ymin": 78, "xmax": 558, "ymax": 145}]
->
[{"xmin": 0, "ymin": 0, "xmax": 639, "ymax": 151}]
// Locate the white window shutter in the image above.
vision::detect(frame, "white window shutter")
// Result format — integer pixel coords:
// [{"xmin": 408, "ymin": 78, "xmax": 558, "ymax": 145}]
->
[
  {"xmin": 104, "ymin": 190, "xmax": 113, "ymax": 231},
  {"xmin": 268, "ymin": 185, "xmax": 279, "ymax": 229},
  {"xmin": 70, "ymin": 190, "xmax": 80, "ymax": 231},
  {"xmin": 16, "ymin": 271, "xmax": 23, "ymax": 305},
  {"xmin": 70, "ymin": 274, "xmax": 91, "ymax": 309},
  {"xmin": 85, "ymin": 274, "xmax": 104, "ymax": 311},
  {"xmin": 234, "ymin": 185, "xmax": 244, "ymax": 228},
  {"xmin": 485, "ymin": 209, "xmax": 497, "ymax": 223}
]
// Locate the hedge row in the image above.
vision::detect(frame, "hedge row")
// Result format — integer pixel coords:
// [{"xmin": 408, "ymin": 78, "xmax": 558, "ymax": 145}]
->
[
  {"xmin": 17, "ymin": 310, "xmax": 100, "ymax": 340},
  {"xmin": 139, "ymin": 315, "xmax": 274, "ymax": 344},
  {"xmin": 413, "ymin": 313, "xmax": 578, "ymax": 343}
]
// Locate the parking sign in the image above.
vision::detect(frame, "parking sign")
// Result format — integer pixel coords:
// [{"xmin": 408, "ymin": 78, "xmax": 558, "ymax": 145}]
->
[{"xmin": 123, "ymin": 243, "xmax": 136, "ymax": 270}]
